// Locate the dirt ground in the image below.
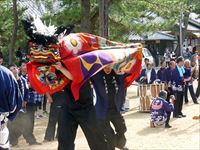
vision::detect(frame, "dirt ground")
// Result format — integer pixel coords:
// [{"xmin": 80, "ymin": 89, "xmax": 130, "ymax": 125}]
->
[{"xmin": 12, "ymin": 82, "xmax": 200, "ymax": 150}]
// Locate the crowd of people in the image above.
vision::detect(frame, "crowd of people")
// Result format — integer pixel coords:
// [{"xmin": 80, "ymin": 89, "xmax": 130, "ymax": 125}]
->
[{"xmin": 138, "ymin": 46, "xmax": 199, "ymax": 128}]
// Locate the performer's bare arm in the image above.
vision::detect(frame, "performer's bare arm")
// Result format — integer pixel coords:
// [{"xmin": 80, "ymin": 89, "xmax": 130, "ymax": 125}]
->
[
  {"xmin": 46, "ymin": 92, "xmax": 53, "ymax": 103},
  {"xmin": 53, "ymin": 62, "xmax": 73, "ymax": 80}
]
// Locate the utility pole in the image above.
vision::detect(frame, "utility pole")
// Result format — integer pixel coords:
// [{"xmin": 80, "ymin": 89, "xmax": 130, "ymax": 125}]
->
[
  {"xmin": 99, "ymin": 0, "xmax": 108, "ymax": 38},
  {"xmin": 179, "ymin": 10, "xmax": 183, "ymax": 56}
]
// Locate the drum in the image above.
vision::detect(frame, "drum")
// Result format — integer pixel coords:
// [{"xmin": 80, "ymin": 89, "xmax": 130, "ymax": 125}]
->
[{"xmin": 139, "ymin": 83, "xmax": 165, "ymax": 112}]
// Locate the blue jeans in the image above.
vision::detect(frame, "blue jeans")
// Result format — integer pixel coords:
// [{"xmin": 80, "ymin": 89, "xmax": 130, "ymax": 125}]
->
[{"xmin": 184, "ymin": 85, "xmax": 197, "ymax": 103}]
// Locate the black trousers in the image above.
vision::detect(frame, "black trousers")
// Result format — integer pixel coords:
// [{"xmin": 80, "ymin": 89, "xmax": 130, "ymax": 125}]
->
[
  {"xmin": 166, "ymin": 87, "xmax": 173, "ymax": 102},
  {"xmin": 44, "ymin": 104, "xmax": 61, "ymax": 141},
  {"xmin": 57, "ymin": 105, "xmax": 109, "ymax": 150},
  {"xmin": 25, "ymin": 103, "xmax": 37, "ymax": 144},
  {"xmin": 98, "ymin": 109, "xmax": 127, "ymax": 150},
  {"xmin": 165, "ymin": 112, "xmax": 171, "ymax": 125},
  {"xmin": 8, "ymin": 103, "xmax": 37, "ymax": 145},
  {"xmin": 8, "ymin": 112, "xmax": 25, "ymax": 145},
  {"xmin": 43, "ymin": 96, "xmax": 47, "ymax": 111},
  {"xmin": 185, "ymin": 85, "xmax": 197, "ymax": 103},
  {"xmin": 174, "ymin": 91, "xmax": 184, "ymax": 117}
]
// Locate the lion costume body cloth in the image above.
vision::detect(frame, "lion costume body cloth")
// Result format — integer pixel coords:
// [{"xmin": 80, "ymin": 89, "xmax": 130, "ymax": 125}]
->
[{"xmin": 27, "ymin": 32, "xmax": 142, "ymax": 100}]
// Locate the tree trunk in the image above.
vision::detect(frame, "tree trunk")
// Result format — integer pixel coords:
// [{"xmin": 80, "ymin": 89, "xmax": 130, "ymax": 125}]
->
[
  {"xmin": 99, "ymin": 0, "xmax": 108, "ymax": 38},
  {"xmin": 81, "ymin": 0, "xmax": 91, "ymax": 33},
  {"xmin": 9, "ymin": 0, "xmax": 18, "ymax": 64}
]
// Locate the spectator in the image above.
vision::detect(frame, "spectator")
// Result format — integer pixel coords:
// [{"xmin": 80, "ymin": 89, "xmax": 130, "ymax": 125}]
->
[
  {"xmin": 183, "ymin": 48, "xmax": 192, "ymax": 60},
  {"xmin": 170, "ymin": 51, "xmax": 176, "ymax": 60},
  {"xmin": 19, "ymin": 60, "xmax": 41, "ymax": 145},
  {"xmin": 171, "ymin": 56, "xmax": 186, "ymax": 118},
  {"xmin": 150, "ymin": 91, "xmax": 174, "ymax": 128},
  {"xmin": 191, "ymin": 46, "xmax": 198, "ymax": 66},
  {"xmin": 143, "ymin": 58, "xmax": 149, "ymax": 69},
  {"xmin": 157, "ymin": 61, "xmax": 167, "ymax": 83},
  {"xmin": 44, "ymin": 90, "xmax": 66, "ymax": 142},
  {"xmin": 0, "ymin": 65, "xmax": 22, "ymax": 150},
  {"xmin": 191, "ymin": 60, "xmax": 198, "ymax": 80},
  {"xmin": 164, "ymin": 49, "xmax": 171, "ymax": 65},
  {"xmin": 184, "ymin": 60, "xmax": 199, "ymax": 104},
  {"xmin": 139, "ymin": 62, "xmax": 157, "ymax": 84},
  {"xmin": 188, "ymin": 44, "xmax": 193, "ymax": 52},
  {"xmin": 8, "ymin": 64, "xmax": 30, "ymax": 146}
]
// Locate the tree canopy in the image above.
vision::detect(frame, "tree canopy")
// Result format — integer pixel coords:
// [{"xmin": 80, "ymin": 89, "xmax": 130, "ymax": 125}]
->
[{"xmin": 0, "ymin": 0, "xmax": 200, "ymax": 64}]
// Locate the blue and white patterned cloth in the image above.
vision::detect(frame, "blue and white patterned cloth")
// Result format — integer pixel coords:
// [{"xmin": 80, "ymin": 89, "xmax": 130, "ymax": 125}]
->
[{"xmin": 150, "ymin": 97, "xmax": 174, "ymax": 126}]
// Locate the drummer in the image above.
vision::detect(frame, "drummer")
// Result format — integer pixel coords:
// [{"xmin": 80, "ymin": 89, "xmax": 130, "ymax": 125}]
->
[{"xmin": 139, "ymin": 62, "xmax": 157, "ymax": 84}]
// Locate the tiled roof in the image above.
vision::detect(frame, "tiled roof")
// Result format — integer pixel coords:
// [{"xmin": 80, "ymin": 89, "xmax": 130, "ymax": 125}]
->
[{"xmin": 129, "ymin": 31, "xmax": 177, "ymax": 41}]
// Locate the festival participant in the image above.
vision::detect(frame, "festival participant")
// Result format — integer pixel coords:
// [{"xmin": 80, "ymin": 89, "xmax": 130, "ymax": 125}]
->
[
  {"xmin": 166, "ymin": 60, "xmax": 176, "ymax": 93},
  {"xmin": 91, "ymin": 65, "xmax": 128, "ymax": 150},
  {"xmin": 183, "ymin": 60, "xmax": 199, "ymax": 104},
  {"xmin": 44, "ymin": 90, "xmax": 66, "ymax": 142},
  {"xmin": 139, "ymin": 62, "xmax": 157, "ymax": 84},
  {"xmin": 150, "ymin": 91, "xmax": 174, "ymax": 128},
  {"xmin": 19, "ymin": 60, "xmax": 41, "ymax": 145},
  {"xmin": 54, "ymin": 62, "xmax": 109, "ymax": 150},
  {"xmin": 171, "ymin": 56, "xmax": 186, "ymax": 118},
  {"xmin": 8, "ymin": 64, "xmax": 29, "ymax": 146},
  {"xmin": 0, "ymin": 65, "xmax": 22, "ymax": 150},
  {"xmin": 157, "ymin": 61, "xmax": 167, "ymax": 83},
  {"xmin": 164, "ymin": 60, "xmax": 176, "ymax": 126}
]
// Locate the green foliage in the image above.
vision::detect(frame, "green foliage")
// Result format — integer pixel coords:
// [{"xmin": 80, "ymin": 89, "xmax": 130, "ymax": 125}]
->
[
  {"xmin": 0, "ymin": 0, "xmax": 27, "ymax": 65},
  {"xmin": 0, "ymin": 0, "xmax": 200, "ymax": 63}
]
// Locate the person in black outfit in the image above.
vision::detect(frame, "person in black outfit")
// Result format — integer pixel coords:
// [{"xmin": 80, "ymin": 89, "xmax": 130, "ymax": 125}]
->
[
  {"xmin": 43, "ymin": 95, "xmax": 48, "ymax": 114},
  {"xmin": 91, "ymin": 66, "xmax": 128, "ymax": 150},
  {"xmin": 54, "ymin": 62, "xmax": 109, "ymax": 150},
  {"xmin": 44, "ymin": 90, "xmax": 66, "ymax": 141}
]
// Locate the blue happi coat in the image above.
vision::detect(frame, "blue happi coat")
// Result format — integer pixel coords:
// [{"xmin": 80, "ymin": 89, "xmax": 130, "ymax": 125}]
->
[
  {"xmin": 91, "ymin": 70, "xmax": 126, "ymax": 120},
  {"xmin": 157, "ymin": 68, "xmax": 167, "ymax": 82},
  {"xmin": 150, "ymin": 97, "xmax": 174, "ymax": 126},
  {"xmin": 139, "ymin": 68, "xmax": 157, "ymax": 84},
  {"xmin": 0, "ymin": 66, "xmax": 22, "ymax": 123},
  {"xmin": 171, "ymin": 66, "xmax": 185, "ymax": 92}
]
